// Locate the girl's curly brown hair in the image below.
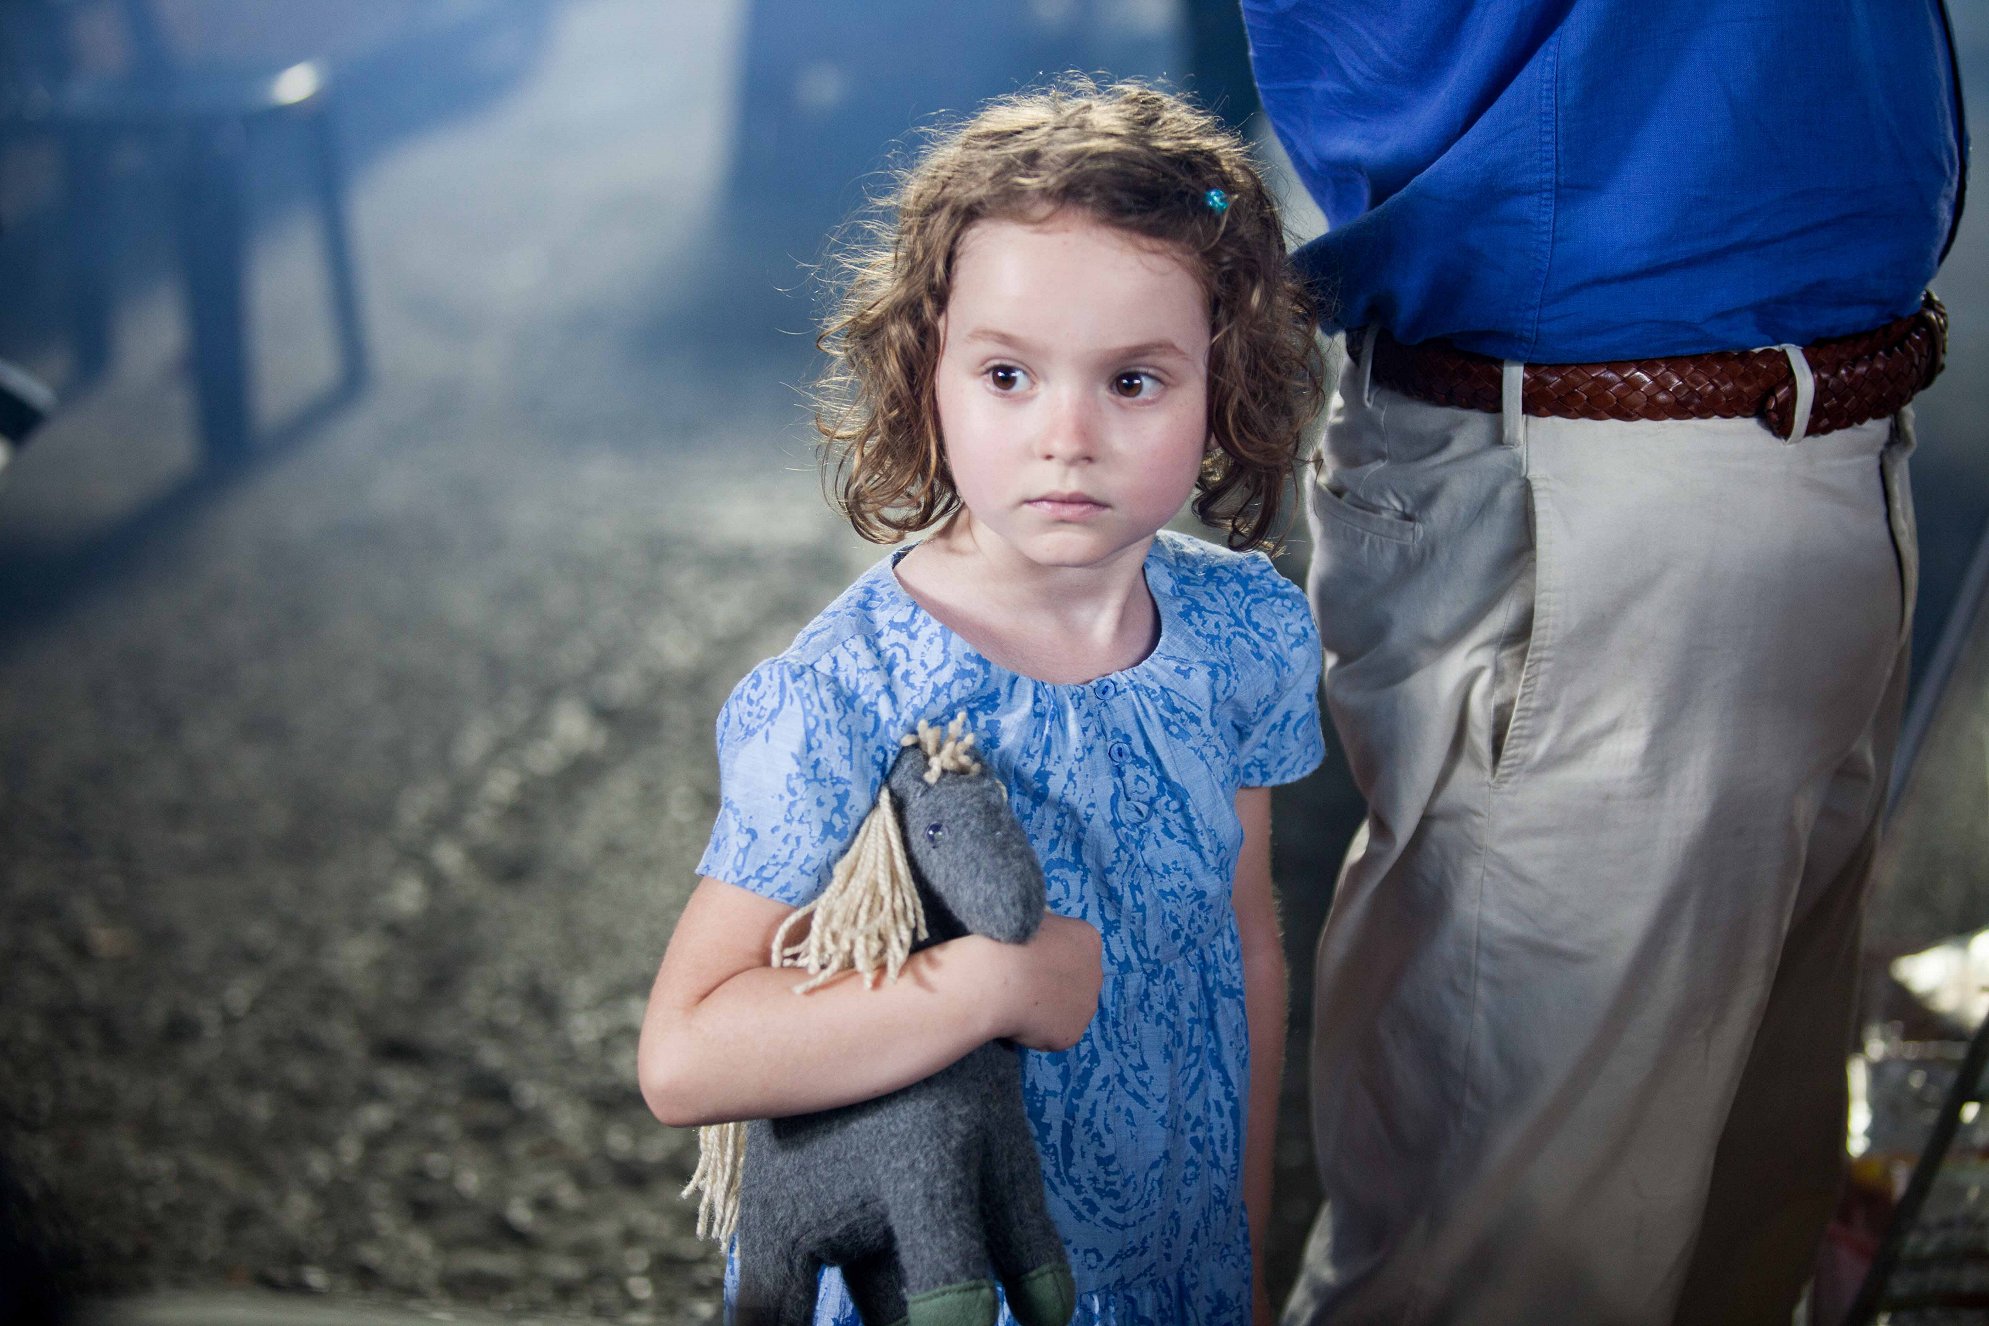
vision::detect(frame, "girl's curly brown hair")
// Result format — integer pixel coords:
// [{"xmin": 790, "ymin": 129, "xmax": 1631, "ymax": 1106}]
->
[{"xmin": 813, "ymin": 77, "xmax": 1324, "ymax": 550}]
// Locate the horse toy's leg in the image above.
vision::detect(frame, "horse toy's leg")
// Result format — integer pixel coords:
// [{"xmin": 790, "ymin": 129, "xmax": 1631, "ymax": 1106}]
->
[
  {"xmin": 841, "ymin": 1245, "xmax": 909, "ymax": 1325},
  {"xmin": 878, "ymin": 1158, "xmax": 998, "ymax": 1326},
  {"xmin": 733, "ymin": 1242, "xmax": 821, "ymax": 1326},
  {"xmin": 731, "ymin": 1117, "xmax": 824, "ymax": 1326},
  {"xmin": 981, "ymin": 1108, "xmax": 1077, "ymax": 1326}
]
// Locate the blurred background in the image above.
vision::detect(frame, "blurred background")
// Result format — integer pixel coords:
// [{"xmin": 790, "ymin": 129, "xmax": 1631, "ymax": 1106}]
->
[{"xmin": 0, "ymin": 3, "xmax": 1983, "ymax": 1324}]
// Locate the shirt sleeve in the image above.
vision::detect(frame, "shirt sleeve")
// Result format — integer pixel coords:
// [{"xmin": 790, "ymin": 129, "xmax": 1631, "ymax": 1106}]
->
[
  {"xmin": 1236, "ymin": 564, "xmax": 1327, "ymax": 788},
  {"xmin": 696, "ymin": 658, "xmax": 880, "ymax": 907}
]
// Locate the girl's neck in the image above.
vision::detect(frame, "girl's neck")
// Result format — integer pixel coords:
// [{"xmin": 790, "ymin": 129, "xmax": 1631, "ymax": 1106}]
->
[{"xmin": 893, "ymin": 524, "xmax": 1161, "ymax": 685}]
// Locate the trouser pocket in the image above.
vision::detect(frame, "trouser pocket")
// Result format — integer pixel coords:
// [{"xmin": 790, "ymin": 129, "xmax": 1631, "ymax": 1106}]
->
[
  {"xmin": 1489, "ymin": 478, "xmax": 1551, "ymax": 785},
  {"xmin": 1880, "ymin": 410, "xmax": 1920, "ymax": 645}
]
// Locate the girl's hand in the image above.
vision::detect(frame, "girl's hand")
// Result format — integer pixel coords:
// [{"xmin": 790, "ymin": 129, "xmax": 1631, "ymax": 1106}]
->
[{"xmin": 985, "ymin": 912, "xmax": 1102, "ymax": 1051}]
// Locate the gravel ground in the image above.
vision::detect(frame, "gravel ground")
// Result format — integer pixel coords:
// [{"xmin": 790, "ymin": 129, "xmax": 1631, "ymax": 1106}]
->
[{"xmin": 0, "ymin": 390, "xmax": 877, "ymax": 1322}]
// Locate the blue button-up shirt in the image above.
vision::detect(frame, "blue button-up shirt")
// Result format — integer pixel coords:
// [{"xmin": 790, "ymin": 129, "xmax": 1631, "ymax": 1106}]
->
[{"xmin": 1244, "ymin": 0, "xmax": 1967, "ymax": 361}]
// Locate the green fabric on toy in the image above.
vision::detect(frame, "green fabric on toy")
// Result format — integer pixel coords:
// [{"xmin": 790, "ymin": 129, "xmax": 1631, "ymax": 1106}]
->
[{"xmin": 686, "ymin": 716, "xmax": 1076, "ymax": 1326}]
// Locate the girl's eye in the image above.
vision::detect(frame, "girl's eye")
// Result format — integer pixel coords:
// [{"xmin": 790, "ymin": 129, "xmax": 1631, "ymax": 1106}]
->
[
  {"xmin": 1113, "ymin": 371, "xmax": 1156, "ymax": 399},
  {"xmin": 987, "ymin": 365, "xmax": 1028, "ymax": 392}
]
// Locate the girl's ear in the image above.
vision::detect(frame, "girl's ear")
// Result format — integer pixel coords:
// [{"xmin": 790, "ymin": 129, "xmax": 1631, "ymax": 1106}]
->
[{"xmin": 769, "ymin": 786, "xmax": 927, "ymax": 993}]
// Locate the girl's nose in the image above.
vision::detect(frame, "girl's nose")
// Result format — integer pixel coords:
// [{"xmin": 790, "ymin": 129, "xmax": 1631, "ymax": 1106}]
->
[{"xmin": 1038, "ymin": 392, "xmax": 1099, "ymax": 463}]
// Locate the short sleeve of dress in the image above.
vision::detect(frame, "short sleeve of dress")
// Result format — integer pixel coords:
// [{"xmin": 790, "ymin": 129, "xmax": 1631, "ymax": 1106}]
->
[
  {"xmin": 1236, "ymin": 563, "xmax": 1327, "ymax": 788},
  {"xmin": 696, "ymin": 658, "xmax": 878, "ymax": 907}
]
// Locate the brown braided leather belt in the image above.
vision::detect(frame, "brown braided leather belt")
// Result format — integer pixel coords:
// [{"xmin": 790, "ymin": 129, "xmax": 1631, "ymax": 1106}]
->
[{"xmin": 1352, "ymin": 291, "xmax": 1947, "ymax": 439}]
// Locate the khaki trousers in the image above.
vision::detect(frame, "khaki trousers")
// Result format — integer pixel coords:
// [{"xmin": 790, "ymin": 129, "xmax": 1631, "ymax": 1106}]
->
[{"xmin": 1284, "ymin": 360, "xmax": 1916, "ymax": 1326}]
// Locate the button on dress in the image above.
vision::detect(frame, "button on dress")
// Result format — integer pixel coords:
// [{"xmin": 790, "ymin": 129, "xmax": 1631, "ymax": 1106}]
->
[{"xmin": 699, "ymin": 530, "xmax": 1325, "ymax": 1323}]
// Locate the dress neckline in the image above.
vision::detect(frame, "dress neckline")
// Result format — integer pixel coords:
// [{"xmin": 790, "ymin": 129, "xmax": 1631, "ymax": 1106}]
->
[{"xmin": 878, "ymin": 535, "xmax": 1179, "ymax": 691}]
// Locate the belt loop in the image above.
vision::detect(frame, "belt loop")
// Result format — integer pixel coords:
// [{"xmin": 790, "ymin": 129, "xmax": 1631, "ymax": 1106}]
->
[
  {"xmin": 1501, "ymin": 360, "xmax": 1526, "ymax": 450},
  {"xmin": 1359, "ymin": 324, "xmax": 1381, "ymax": 410},
  {"xmin": 1778, "ymin": 344, "xmax": 1814, "ymax": 443}
]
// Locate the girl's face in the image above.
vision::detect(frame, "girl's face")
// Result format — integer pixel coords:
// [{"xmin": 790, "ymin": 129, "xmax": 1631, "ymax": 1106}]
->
[{"xmin": 933, "ymin": 212, "xmax": 1211, "ymax": 577}]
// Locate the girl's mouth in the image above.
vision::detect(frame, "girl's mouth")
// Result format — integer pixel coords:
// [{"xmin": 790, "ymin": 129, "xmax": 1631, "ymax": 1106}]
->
[{"xmin": 1026, "ymin": 493, "xmax": 1108, "ymax": 520}]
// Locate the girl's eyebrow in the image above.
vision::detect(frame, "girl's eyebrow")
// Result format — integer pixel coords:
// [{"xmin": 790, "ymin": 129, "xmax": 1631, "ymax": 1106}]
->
[
  {"xmin": 958, "ymin": 328, "xmax": 1197, "ymax": 362},
  {"xmin": 1100, "ymin": 339, "xmax": 1197, "ymax": 363}
]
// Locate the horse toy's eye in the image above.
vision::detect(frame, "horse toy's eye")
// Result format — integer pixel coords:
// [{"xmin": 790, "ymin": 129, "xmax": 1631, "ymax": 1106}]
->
[{"xmin": 925, "ymin": 822, "xmax": 945, "ymax": 844}]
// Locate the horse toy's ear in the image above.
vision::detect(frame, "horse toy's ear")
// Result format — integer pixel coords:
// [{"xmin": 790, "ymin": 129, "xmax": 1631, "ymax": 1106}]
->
[{"xmin": 685, "ymin": 716, "xmax": 977, "ymax": 1246}]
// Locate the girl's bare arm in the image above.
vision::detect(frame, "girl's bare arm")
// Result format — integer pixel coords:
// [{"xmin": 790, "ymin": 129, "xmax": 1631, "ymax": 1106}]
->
[
  {"xmin": 1234, "ymin": 786, "xmax": 1288, "ymax": 1326},
  {"xmin": 638, "ymin": 877, "xmax": 1102, "ymax": 1127}
]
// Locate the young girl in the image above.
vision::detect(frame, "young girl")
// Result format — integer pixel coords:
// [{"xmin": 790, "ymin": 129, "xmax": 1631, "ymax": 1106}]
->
[{"xmin": 639, "ymin": 80, "xmax": 1325, "ymax": 1325}]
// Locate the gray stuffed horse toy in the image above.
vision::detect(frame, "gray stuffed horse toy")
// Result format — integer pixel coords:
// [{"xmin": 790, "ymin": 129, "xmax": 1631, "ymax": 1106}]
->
[{"xmin": 686, "ymin": 715, "xmax": 1077, "ymax": 1326}]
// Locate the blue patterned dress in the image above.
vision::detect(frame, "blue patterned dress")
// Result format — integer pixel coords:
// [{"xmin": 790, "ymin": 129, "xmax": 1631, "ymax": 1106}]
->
[{"xmin": 699, "ymin": 530, "xmax": 1325, "ymax": 1324}]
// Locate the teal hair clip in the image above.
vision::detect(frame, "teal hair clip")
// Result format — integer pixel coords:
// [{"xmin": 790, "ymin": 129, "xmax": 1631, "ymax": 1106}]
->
[{"xmin": 1204, "ymin": 188, "xmax": 1230, "ymax": 213}]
